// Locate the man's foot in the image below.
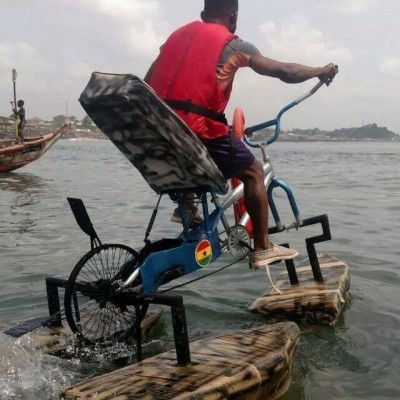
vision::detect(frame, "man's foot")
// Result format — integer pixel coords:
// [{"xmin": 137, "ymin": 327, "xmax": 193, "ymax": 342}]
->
[
  {"xmin": 171, "ymin": 208, "xmax": 203, "ymax": 225},
  {"xmin": 249, "ymin": 244, "xmax": 298, "ymax": 270}
]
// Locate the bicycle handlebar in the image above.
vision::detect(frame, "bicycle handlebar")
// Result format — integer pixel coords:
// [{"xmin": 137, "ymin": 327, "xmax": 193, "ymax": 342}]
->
[{"xmin": 243, "ymin": 80, "xmax": 325, "ymax": 148}]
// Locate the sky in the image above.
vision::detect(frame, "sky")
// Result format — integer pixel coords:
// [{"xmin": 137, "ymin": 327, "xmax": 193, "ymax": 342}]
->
[{"xmin": 1, "ymin": 0, "xmax": 399, "ymax": 133}]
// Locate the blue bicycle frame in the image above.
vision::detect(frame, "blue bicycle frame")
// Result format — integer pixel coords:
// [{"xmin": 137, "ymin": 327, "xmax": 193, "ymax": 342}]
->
[{"xmin": 123, "ymin": 81, "xmax": 325, "ymax": 293}]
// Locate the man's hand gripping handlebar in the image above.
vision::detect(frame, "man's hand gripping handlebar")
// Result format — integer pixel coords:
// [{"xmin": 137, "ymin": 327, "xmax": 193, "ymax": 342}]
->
[{"xmin": 319, "ymin": 63, "xmax": 339, "ymax": 86}]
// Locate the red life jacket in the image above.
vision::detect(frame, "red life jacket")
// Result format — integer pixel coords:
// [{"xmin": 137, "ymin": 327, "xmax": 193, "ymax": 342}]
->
[{"xmin": 148, "ymin": 21, "xmax": 236, "ymax": 140}]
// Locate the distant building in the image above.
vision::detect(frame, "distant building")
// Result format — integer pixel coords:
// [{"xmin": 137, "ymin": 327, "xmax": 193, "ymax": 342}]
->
[
  {"xmin": 66, "ymin": 116, "xmax": 77, "ymax": 124},
  {"xmin": 0, "ymin": 116, "xmax": 14, "ymax": 125},
  {"xmin": 27, "ymin": 117, "xmax": 45, "ymax": 126},
  {"xmin": 52, "ymin": 114, "xmax": 69, "ymax": 126}
]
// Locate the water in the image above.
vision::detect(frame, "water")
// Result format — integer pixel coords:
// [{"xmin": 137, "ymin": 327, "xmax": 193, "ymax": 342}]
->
[{"xmin": 0, "ymin": 139, "xmax": 399, "ymax": 399}]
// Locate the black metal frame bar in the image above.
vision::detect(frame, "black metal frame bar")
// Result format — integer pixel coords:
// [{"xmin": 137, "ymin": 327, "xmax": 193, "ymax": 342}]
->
[
  {"xmin": 45, "ymin": 277, "xmax": 65, "ymax": 327},
  {"xmin": 45, "ymin": 277, "xmax": 191, "ymax": 366},
  {"xmin": 302, "ymin": 214, "xmax": 331, "ymax": 282},
  {"xmin": 115, "ymin": 292, "xmax": 191, "ymax": 365},
  {"xmin": 269, "ymin": 214, "xmax": 331, "ymax": 283}
]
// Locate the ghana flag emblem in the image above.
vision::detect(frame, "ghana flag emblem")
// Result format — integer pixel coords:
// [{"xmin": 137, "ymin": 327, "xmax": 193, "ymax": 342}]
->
[{"xmin": 195, "ymin": 240, "xmax": 212, "ymax": 267}]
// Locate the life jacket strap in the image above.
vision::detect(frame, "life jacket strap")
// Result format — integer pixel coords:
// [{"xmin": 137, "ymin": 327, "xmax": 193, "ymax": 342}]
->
[{"xmin": 165, "ymin": 99, "xmax": 228, "ymax": 125}]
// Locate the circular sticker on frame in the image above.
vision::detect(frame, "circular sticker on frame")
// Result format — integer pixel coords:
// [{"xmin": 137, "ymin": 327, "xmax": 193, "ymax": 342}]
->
[{"xmin": 195, "ymin": 240, "xmax": 212, "ymax": 267}]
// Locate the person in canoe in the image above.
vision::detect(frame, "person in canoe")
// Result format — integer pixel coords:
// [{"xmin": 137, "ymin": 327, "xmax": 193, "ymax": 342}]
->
[
  {"xmin": 13, "ymin": 99, "xmax": 26, "ymax": 141},
  {"xmin": 144, "ymin": 0, "xmax": 338, "ymax": 268}
]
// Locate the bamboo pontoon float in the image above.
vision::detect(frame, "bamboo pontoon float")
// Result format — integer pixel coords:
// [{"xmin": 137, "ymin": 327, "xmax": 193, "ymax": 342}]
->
[
  {"xmin": 61, "ymin": 322, "xmax": 300, "ymax": 400},
  {"xmin": 250, "ymin": 253, "xmax": 350, "ymax": 325}
]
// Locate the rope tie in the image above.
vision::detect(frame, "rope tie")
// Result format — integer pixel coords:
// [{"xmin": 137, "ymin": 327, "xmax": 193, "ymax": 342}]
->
[{"xmin": 265, "ymin": 264, "xmax": 283, "ymax": 294}]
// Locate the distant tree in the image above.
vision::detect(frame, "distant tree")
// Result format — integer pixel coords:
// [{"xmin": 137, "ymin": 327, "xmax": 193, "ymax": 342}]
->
[
  {"xmin": 82, "ymin": 115, "xmax": 93, "ymax": 128},
  {"xmin": 52, "ymin": 114, "xmax": 67, "ymax": 126}
]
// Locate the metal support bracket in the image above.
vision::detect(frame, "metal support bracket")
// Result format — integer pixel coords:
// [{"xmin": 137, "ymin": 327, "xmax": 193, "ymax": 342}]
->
[
  {"xmin": 268, "ymin": 214, "xmax": 332, "ymax": 284},
  {"xmin": 45, "ymin": 277, "xmax": 191, "ymax": 366}
]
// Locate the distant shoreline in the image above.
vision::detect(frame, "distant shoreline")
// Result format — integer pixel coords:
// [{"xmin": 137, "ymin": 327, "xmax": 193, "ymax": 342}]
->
[
  {"xmin": 61, "ymin": 133, "xmax": 400, "ymax": 143},
  {"xmin": 1, "ymin": 123, "xmax": 399, "ymax": 142}
]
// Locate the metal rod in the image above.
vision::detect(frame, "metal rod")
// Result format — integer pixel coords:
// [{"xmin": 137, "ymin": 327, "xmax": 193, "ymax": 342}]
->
[
  {"xmin": 302, "ymin": 214, "xmax": 331, "ymax": 282},
  {"xmin": 144, "ymin": 194, "xmax": 162, "ymax": 243},
  {"xmin": 171, "ymin": 306, "xmax": 191, "ymax": 366},
  {"xmin": 114, "ymin": 291, "xmax": 191, "ymax": 365},
  {"xmin": 279, "ymin": 243, "xmax": 299, "ymax": 285},
  {"xmin": 284, "ymin": 259, "xmax": 299, "ymax": 286},
  {"xmin": 45, "ymin": 277, "xmax": 62, "ymax": 327},
  {"xmin": 12, "ymin": 69, "xmax": 18, "ymax": 139},
  {"xmin": 306, "ymin": 242, "xmax": 323, "ymax": 282}
]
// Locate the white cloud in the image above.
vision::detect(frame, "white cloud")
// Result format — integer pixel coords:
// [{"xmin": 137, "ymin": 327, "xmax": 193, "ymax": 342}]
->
[
  {"xmin": 331, "ymin": 0, "xmax": 377, "ymax": 14},
  {"xmin": 93, "ymin": 0, "xmax": 159, "ymax": 22},
  {"xmin": 69, "ymin": 61, "xmax": 93, "ymax": 80},
  {"xmin": 0, "ymin": 42, "xmax": 55, "ymax": 92},
  {"xmin": 259, "ymin": 15, "xmax": 355, "ymax": 65},
  {"xmin": 0, "ymin": 42, "xmax": 52, "ymax": 71},
  {"xmin": 379, "ymin": 57, "xmax": 400, "ymax": 78},
  {"xmin": 128, "ymin": 24, "xmax": 164, "ymax": 60},
  {"xmin": 82, "ymin": 0, "xmax": 165, "ymax": 64}
]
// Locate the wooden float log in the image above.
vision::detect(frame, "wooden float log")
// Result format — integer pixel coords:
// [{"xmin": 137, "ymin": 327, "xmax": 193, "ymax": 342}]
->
[
  {"xmin": 249, "ymin": 253, "xmax": 350, "ymax": 325},
  {"xmin": 31, "ymin": 305, "xmax": 164, "ymax": 357},
  {"xmin": 61, "ymin": 322, "xmax": 300, "ymax": 400}
]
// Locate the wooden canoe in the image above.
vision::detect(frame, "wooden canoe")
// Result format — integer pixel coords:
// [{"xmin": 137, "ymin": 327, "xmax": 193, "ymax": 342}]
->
[{"xmin": 0, "ymin": 124, "xmax": 69, "ymax": 172}]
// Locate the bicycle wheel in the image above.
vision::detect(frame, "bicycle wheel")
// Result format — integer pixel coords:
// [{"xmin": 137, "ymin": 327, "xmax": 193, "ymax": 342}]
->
[{"xmin": 64, "ymin": 243, "xmax": 141, "ymax": 344}]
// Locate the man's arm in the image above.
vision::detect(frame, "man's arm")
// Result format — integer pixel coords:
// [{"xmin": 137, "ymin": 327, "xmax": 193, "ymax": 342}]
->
[
  {"xmin": 249, "ymin": 52, "xmax": 338, "ymax": 85},
  {"xmin": 13, "ymin": 108, "xmax": 23, "ymax": 117}
]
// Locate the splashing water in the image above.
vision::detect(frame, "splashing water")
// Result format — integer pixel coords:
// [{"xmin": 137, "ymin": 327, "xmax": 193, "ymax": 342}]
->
[
  {"xmin": 0, "ymin": 329, "xmax": 166, "ymax": 399},
  {"xmin": 0, "ymin": 333, "xmax": 86, "ymax": 399}
]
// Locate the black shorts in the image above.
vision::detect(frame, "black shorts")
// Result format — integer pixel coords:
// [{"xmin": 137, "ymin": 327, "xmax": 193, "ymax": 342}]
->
[{"xmin": 201, "ymin": 135, "xmax": 255, "ymax": 179}]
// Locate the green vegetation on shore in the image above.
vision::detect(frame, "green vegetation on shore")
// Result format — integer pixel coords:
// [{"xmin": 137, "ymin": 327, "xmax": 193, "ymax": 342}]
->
[
  {"xmin": 248, "ymin": 123, "xmax": 399, "ymax": 142},
  {"xmin": 279, "ymin": 123, "xmax": 399, "ymax": 142}
]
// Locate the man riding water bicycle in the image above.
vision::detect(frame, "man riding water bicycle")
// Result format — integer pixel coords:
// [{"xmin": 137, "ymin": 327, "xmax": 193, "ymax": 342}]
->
[{"xmin": 145, "ymin": 0, "xmax": 338, "ymax": 269}]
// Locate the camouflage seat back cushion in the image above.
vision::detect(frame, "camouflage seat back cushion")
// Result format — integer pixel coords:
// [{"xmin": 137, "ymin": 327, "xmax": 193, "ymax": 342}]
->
[{"xmin": 79, "ymin": 73, "xmax": 228, "ymax": 195}]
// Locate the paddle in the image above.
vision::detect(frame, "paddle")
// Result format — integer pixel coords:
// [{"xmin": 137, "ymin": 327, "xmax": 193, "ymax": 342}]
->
[
  {"xmin": 2, "ymin": 311, "xmax": 64, "ymax": 338},
  {"xmin": 11, "ymin": 68, "xmax": 18, "ymax": 139}
]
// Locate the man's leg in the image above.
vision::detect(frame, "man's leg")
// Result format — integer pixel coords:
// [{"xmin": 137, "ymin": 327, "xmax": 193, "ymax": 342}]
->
[
  {"xmin": 18, "ymin": 121, "xmax": 25, "ymax": 141},
  {"xmin": 201, "ymin": 136, "xmax": 271, "ymax": 249},
  {"xmin": 237, "ymin": 160, "xmax": 298, "ymax": 267},
  {"xmin": 201, "ymin": 135, "xmax": 298, "ymax": 267},
  {"xmin": 171, "ymin": 192, "xmax": 203, "ymax": 225},
  {"xmin": 17, "ymin": 122, "xmax": 22, "ymax": 141},
  {"xmin": 236, "ymin": 160, "xmax": 269, "ymax": 251}
]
